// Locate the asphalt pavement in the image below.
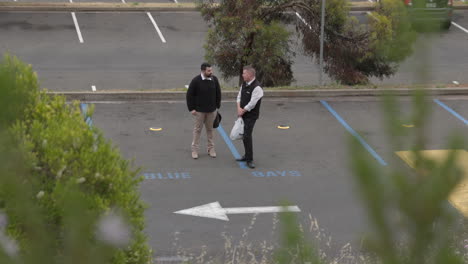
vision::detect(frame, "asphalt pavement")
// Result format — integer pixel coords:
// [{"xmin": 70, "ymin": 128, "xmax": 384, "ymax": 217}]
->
[
  {"xmin": 0, "ymin": 10, "xmax": 467, "ymax": 92},
  {"xmin": 91, "ymin": 96, "xmax": 468, "ymax": 262},
  {"xmin": 1, "ymin": 4, "xmax": 468, "ymax": 262}
]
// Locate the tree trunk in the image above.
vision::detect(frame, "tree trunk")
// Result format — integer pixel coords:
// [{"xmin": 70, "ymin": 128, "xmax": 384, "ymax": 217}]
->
[
  {"xmin": 238, "ymin": 32, "xmax": 256, "ymax": 86},
  {"xmin": 238, "ymin": 63, "xmax": 244, "ymax": 87}
]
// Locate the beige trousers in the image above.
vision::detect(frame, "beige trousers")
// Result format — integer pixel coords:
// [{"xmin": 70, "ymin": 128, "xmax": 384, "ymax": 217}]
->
[{"xmin": 191, "ymin": 111, "xmax": 217, "ymax": 153}]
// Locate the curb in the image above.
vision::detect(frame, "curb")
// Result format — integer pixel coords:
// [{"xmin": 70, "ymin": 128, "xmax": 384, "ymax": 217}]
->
[
  {"xmin": 49, "ymin": 88, "xmax": 468, "ymax": 102},
  {"xmin": 0, "ymin": 2, "xmax": 467, "ymax": 12}
]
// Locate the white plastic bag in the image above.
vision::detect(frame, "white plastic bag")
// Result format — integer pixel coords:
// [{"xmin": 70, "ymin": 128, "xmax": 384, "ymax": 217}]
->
[{"xmin": 230, "ymin": 117, "xmax": 244, "ymax": 140}]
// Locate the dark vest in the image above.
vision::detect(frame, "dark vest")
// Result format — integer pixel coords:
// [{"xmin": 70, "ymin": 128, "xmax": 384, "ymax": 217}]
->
[{"xmin": 240, "ymin": 79, "xmax": 262, "ymax": 120}]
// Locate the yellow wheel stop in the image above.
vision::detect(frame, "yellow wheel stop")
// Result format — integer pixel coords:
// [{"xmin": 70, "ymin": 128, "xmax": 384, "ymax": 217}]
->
[{"xmin": 149, "ymin": 127, "xmax": 163, "ymax": 131}]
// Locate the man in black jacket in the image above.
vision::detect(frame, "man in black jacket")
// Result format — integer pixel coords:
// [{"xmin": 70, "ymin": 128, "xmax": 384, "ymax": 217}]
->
[
  {"xmin": 186, "ymin": 63, "xmax": 222, "ymax": 159},
  {"xmin": 235, "ymin": 65, "xmax": 264, "ymax": 169}
]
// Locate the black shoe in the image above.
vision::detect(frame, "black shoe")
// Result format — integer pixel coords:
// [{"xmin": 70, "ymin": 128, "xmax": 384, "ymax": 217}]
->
[
  {"xmin": 246, "ymin": 161, "xmax": 256, "ymax": 169},
  {"xmin": 236, "ymin": 156, "xmax": 247, "ymax": 162}
]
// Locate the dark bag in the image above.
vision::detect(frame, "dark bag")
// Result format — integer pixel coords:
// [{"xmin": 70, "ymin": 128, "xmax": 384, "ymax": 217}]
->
[{"xmin": 213, "ymin": 111, "xmax": 222, "ymax": 128}]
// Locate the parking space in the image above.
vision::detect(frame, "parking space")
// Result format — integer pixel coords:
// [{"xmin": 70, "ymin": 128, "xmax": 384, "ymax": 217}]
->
[
  {"xmin": 371, "ymin": 10, "xmax": 468, "ymax": 86},
  {"xmin": 324, "ymin": 99, "xmax": 467, "ymax": 165},
  {"xmin": 434, "ymin": 98, "xmax": 468, "ymax": 126},
  {"xmin": 91, "ymin": 97, "xmax": 466, "ymax": 259},
  {"xmin": 144, "ymin": 11, "xmax": 211, "ymax": 87},
  {"xmin": 1, "ymin": 10, "xmax": 468, "ymax": 92},
  {"xmin": 92, "ymin": 99, "xmax": 372, "ymax": 257},
  {"xmin": 453, "ymin": 8, "xmax": 468, "ymax": 29},
  {"xmin": 0, "ymin": 12, "xmax": 89, "ymax": 90},
  {"xmin": 0, "ymin": 11, "xmax": 203, "ymax": 91},
  {"xmin": 0, "ymin": 12, "xmax": 78, "ymax": 61},
  {"xmin": 70, "ymin": 12, "xmax": 171, "ymax": 91},
  {"xmin": 440, "ymin": 98, "xmax": 468, "ymax": 118}
]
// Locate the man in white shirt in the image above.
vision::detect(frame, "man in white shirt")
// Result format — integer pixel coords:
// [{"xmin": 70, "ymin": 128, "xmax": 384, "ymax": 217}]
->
[{"xmin": 235, "ymin": 65, "xmax": 264, "ymax": 169}]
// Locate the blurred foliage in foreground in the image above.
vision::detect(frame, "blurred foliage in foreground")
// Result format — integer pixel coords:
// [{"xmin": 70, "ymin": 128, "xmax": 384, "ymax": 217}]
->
[{"xmin": 0, "ymin": 54, "xmax": 153, "ymax": 264}]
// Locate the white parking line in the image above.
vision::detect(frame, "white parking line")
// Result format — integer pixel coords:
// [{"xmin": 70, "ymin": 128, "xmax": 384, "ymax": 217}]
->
[
  {"xmin": 173, "ymin": 0, "xmax": 179, "ymax": 3},
  {"xmin": 147, "ymin": 12, "xmax": 166, "ymax": 43},
  {"xmin": 295, "ymin": 12, "xmax": 311, "ymax": 30},
  {"xmin": 121, "ymin": 0, "xmax": 126, "ymax": 3},
  {"xmin": 367, "ymin": 11, "xmax": 378, "ymax": 20},
  {"xmin": 452, "ymin": 22, "xmax": 468, "ymax": 34},
  {"xmin": 91, "ymin": 85, "xmax": 96, "ymax": 92},
  {"xmin": 71, "ymin": 12, "xmax": 84, "ymax": 43}
]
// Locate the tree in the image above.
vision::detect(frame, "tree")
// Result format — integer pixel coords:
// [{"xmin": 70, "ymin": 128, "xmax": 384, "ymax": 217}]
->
[
  {"xmin": 199, "ymin": 0, "xmax": 295, "ymax": 86},
  {"xmin": 199, "ymin": 0, "xmax": 418, "ymax": 86}
]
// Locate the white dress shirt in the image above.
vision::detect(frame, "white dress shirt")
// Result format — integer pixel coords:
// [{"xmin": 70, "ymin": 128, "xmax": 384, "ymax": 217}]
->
[
  {"xmin": 236, "ymin": 78, "xmax": 264, "ymax": 111},
  {"xmin": 201, "ymin": 73, "xmax": 212, "ymax": 81}
]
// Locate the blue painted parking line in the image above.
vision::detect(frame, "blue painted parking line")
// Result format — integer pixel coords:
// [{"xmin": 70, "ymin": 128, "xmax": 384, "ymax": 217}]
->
[
  {"xmin": 80, "ymin": 103, "xmax": 93, "ymax": 127},
  {"xmin": 320, "ymin": 100, "xmax": 388, "ymax": 166},
  {"xmin": 217, "ymin": 124, "xmax": 248, "ymax": 169},
  {"xmin": 434, "ymin": 99, "xmax": 468, "ymax": 126}
]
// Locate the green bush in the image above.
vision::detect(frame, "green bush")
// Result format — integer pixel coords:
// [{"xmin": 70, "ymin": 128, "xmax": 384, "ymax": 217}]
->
[
  {"xmin": 0, "ymin": 55, "xmax": 39, "ymax": 128},
  {"xmin": 0, "ymin": 54, "xmax": 152, "ymax": 264}
]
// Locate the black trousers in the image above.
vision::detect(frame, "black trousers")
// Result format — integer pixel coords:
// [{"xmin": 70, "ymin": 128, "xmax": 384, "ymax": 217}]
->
[{"xmin": 242, "ymin": 116, "xmax": 257, "ymax": 161}]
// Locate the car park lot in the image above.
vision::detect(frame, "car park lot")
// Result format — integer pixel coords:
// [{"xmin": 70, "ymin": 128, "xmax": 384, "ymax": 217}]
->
[
  {"xmin": 1, "ymin": 2, "xmax": 468, "ymax": 260},
  {"xmin": 90, "ymin": 96, "xmax": 468, "ymax": 261},
  {"xmin": 0, "ymin": 10, "xmax": 468, "ymax": 92}
]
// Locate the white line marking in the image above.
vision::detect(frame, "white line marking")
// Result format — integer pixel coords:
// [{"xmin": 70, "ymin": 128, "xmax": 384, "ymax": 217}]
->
[
  {"xmin": 121, "ymin": 0, "xmax": 126, "ymax": 3},
  {"xmin": 91, "ymin": 85, "xmax": 97, "ymax": 92},
  {"xmin": 69, "ymin": 0, "xmax": 73, "ymax": 3},
  {"xmin": 452, "ymin": 22, "xmax": 468, "ymax": 34},
  {"xmin": 295, "ymin": 12, "xmax": 312, "ymax": 30},
  {"xmin": 185, "ymin": 85, "xmax": 189, "ymax": 89},
  {"xmin": 147, "ymin": 12, "xmax": 166, "ymax": 43},
  {"xmin": 367, "ymin": 11, "xmax": 378, "ymax": 20},
  {"xmin": 71, "ymin": 12, "xmax": 84, "ymax": 43},
  {"xmin": 173, "ymin": 0, "xmax": 178, "ymax": 3}
]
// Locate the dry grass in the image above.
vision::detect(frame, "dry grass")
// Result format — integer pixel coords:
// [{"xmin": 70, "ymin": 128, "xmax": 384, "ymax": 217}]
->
[
  {"xmin": 154, "ymin": 214, "xmax": 468, "ymax": 264},
  {"xmin": 152, "ymin": 205, "xmax": 468, "ymax": 264},
  {"xmin": 154, "ymin": 214, "xmax": 375, "ymax": 264}
]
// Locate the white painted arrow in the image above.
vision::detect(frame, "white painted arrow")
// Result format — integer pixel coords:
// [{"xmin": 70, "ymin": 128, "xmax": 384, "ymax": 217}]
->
[{"xmin": 174, "ymin": 201, "xmax": 301, "ymax": 221}]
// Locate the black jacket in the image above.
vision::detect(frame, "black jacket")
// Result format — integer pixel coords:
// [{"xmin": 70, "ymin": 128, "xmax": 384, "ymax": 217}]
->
[{"xmin": 186, "ymin": 75, "xmax": 221, "ymax": 113}]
